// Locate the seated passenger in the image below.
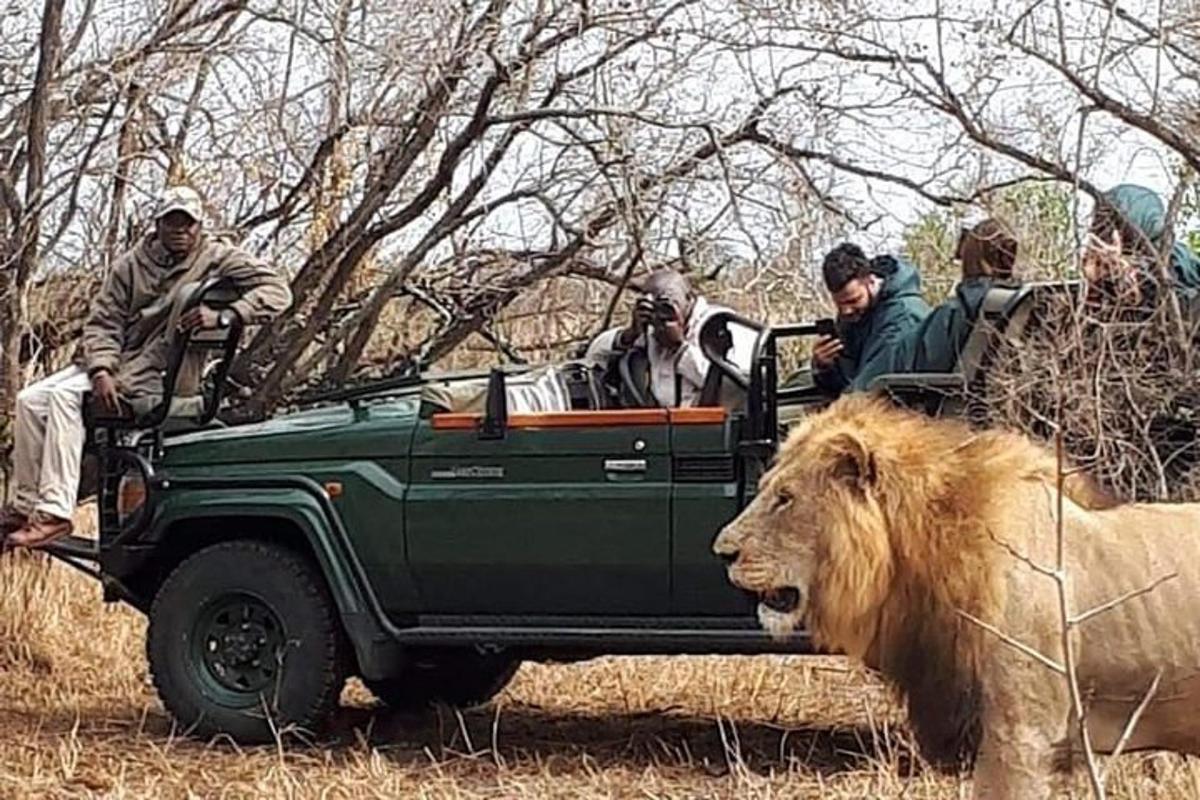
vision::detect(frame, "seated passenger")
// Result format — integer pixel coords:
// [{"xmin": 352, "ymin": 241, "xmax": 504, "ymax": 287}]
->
[
  {"xmin": 1, "ymin": 185, "xmax": 292, "ymax": 549},
  {"xmin": 1083, "ymin": 183, "xmax": 1200, "ymax": 307},
  {"xmin": 810, "ymin": 243, "xmax": 930, "ymax": 394},
  {"xmin": 889, "ymin": 218, "xmax": 1019, "ymax": 374},
  {"xmin": 585, "ymin": 270, "xmax": 751, "ymax": 408}
]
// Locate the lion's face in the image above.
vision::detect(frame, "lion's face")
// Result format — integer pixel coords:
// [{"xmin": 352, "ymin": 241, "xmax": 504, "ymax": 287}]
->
[
  {"xmin": 713, "ymin": 427, "xmax": 895, "ymax": 657},
  {"xmin": 712, "ymin": 463, "xmax": 819, "ymax": 638}
]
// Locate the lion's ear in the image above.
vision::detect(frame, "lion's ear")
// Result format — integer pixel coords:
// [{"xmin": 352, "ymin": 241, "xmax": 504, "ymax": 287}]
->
[{"xmin": 827, "ymin": 432, "xmax": 877, "ymax": 491}]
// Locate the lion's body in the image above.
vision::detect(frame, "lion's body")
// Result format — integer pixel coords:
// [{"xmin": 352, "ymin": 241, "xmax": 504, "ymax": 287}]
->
[{"xmin": 713, "ymin": 395, "xmax": 1200, "ymax": 798}]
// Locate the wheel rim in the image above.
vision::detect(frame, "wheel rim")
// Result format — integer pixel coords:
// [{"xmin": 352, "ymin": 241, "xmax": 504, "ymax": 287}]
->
[{"xmin": 190, "ymin": 592, "xmax": 287, "ymax": 707}]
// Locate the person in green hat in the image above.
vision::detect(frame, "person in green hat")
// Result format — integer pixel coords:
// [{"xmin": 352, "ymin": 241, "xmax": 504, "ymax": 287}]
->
[{"xmin": 1083, "ymin": 183, "xmax": 1200, "ymax": 306}]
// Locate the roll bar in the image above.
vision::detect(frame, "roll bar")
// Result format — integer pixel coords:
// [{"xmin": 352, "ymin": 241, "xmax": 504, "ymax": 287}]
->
[
  {"xmin": 158, "ymin": 277, "xmax": 244, "ymax": 428},
  {"xmin": 85, "ymin": 276, "xmax": 244, "ymax": 433},
  {"xmin": 698, "ymin": 311, "xmax": 828, "ymax": 454},
  {"xmin": 80, "ymin": 277, "xmax": 246, "ymax": 557}
]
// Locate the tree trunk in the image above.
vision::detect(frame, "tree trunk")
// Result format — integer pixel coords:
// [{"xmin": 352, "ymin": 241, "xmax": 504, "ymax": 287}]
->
[{"xmin": 0, "ymin": 0, "xmax": 66, "ymax": 441}]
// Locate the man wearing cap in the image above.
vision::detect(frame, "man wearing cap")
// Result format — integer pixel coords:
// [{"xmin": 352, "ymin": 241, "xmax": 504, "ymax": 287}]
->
[{"xmin": 1, "ymin": 184, "xmax": 292, "ymax": 547}]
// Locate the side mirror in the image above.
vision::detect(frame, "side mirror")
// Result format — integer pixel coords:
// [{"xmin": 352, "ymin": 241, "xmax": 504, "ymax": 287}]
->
[{"xmin": 479, "ymin": 368, "xmax": 508, "ymax": 439}]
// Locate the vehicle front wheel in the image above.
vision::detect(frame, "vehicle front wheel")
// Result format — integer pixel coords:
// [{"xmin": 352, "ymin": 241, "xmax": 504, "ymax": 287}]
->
[
  {"xmin": 366, "ymin": 648, "xmax": 519, "ymax": 711},
  {"xmin": 147, "ymin": 540, "xmax": 346, "ymax": 744}
]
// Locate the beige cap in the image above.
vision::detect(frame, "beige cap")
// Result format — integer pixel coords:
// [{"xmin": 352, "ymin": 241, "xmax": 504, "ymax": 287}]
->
[{"xmin": 153, "ymin": 185, "xmax": 204, "ymax": 223}]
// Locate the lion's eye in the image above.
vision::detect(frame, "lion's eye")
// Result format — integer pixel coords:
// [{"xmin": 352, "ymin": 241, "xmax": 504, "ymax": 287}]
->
[{"xmin": 773, "ymin": 489, "xmax": 793, "ymax": 511}]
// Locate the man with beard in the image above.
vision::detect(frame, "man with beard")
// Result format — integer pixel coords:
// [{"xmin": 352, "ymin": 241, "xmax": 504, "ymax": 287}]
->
[{"xmin": 810, "ymin": 242, "xmax": 930, "ymax": 394}]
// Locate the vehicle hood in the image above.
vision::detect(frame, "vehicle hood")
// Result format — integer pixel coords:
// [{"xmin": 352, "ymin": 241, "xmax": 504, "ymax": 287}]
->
[{"xmin": 162, "ymin": 398, "xmax": 419, "ymax": 466}]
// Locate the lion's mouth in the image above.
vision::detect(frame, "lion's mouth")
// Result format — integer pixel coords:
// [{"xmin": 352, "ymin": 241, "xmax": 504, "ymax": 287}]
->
[{"xmin": 760, "ymin": 587, "xmax": 801, "ymax": 614}]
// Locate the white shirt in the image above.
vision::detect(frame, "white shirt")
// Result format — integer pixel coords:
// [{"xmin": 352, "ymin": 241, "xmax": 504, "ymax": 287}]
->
[{"xmin": 585, "ymin": 296, "xmax": 756, "ymax": 407}]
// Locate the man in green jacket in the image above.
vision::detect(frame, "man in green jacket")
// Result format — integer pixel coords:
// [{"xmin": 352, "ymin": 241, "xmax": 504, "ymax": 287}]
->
[
  {"xmin": 811, "ymin": 242, "xmax": 931, "ymax": 394},
  {"xmin": 891, "ymin": 219, "xmax": 1019, "ymax": 374},
  {"xmin": 2, "ymin": 185, "xmax": 293, "ymax": 548}
]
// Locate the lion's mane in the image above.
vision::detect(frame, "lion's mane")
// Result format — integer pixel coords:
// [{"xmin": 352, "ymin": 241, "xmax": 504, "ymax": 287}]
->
[{"xmin": 760, "ymin": 396, "xmax": 1116, "ymax": 769}]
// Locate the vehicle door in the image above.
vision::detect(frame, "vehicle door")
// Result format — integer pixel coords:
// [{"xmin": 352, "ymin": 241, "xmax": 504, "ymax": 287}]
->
[
  {"xmin": 406, "ymin": 409, "xmax": 672, "ymax": 616},
  {"xmin": 670, "ymin": 409, "xmax": 758, "ymax": 616}
]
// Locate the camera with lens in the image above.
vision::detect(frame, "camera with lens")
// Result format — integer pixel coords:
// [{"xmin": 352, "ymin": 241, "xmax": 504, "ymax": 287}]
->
[{"xmin": 637, "ymin": 294, "xmax": 677, "ymax": 326}]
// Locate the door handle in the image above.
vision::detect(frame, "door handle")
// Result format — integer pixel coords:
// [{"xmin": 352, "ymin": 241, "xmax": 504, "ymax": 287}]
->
[{"xmin": 604, "ymin": 458, "xmax": 647, "ymax": 473}]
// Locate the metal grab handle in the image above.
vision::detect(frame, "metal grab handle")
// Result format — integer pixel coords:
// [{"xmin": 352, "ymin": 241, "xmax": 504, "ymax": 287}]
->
[{"xmin": 604, "ymin": 458, "xmax": 647, "ymax": 473}]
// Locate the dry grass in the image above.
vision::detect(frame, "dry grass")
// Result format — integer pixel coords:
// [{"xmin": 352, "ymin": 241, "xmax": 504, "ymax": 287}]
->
[{"xmin": 0, "ymin": 512, "xmax": 1193, "ymax": 798}]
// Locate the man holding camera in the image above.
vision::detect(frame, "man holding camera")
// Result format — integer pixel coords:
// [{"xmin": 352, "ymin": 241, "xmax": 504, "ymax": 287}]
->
[
  {"xmin": 810, "ymin": 242, "xmax": 930, "ymax": 394},
  {"xmin": 585, "ymin": 270, "xmax": 743, "ymax": 408}
]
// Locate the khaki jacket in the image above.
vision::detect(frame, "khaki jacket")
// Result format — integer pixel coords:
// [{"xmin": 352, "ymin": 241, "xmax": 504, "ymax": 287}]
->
[{"xmin": 75, "ymin": 233, "xmax": 292, "ymax": 400}]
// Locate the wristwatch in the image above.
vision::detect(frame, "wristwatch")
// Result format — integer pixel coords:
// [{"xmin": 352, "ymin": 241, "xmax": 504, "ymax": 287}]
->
[{"xmin": 217, "ymin": 309, "xmax": 236, "ymax": 328}]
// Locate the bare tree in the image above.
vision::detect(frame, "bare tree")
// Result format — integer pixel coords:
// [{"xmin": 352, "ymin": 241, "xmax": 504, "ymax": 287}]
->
[
  {"xmin": 0, "ymin": 0, "xmax": 67, "ymax": 426},
  {"xmin": 5, "ymin": 0, "xmax": 1200, "ymax": 431},
  {"xmin": 195, "ymin": 0, "xmax": 843, "ymax": 414}
]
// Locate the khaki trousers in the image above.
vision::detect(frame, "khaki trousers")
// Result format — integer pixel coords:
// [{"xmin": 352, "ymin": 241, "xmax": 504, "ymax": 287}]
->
[{"xmin": 12, "ymin": 366, "xmax": 91, "ymax": 520}]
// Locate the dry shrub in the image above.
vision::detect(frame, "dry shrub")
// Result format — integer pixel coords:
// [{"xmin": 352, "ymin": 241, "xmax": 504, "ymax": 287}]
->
[
  {"xmin": 0, "ymin": 551, "xmax": 60, "ymax": 673},
  {"xmin": 984, "ymin": 285, "xmax": 1200, "ymax": 502},
  {"xmin": 352, "ymin": 265, "xmax": 826, "ymax": 381}
]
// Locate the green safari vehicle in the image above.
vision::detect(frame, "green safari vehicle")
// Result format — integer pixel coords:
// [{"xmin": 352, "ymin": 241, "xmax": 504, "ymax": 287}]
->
[{"xmin": 42, "ymin": 277, "xmax": 1054, "ymax": 742}]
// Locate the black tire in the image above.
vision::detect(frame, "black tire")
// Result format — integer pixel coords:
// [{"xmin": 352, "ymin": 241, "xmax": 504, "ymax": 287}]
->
[
  {"xmin": 147, "ymin": 540, "xmax": 345, "ymax": 744},
  {"xmin": 366, "ymin": 648, "xmax": 519, "ymax": 711}
]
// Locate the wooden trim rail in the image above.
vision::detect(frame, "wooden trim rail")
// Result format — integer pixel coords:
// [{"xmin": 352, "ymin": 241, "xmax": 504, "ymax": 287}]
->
[{"xmin": 431, "ymin": 407, "xmax": 727, "ymax": 430}]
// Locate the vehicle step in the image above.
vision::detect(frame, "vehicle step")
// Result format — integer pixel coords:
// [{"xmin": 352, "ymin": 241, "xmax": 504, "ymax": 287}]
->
[{"xmin": 42, "ymin": 535, "xmax": 100, "ymax": 562}]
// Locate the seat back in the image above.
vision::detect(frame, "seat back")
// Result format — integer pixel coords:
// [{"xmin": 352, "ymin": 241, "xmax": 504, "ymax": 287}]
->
[
  {"xmin": 696, "ymin": 311, "xmax": 758, "ymax": 413},
  {"xmin": 617, "ymin": 348, "xmax": 653, "ymax": 408},
  {"xmin": 506, "ymin": 365, "xmax": 573, "ymax": 412},
  {"xmin": 869, "ymin": 282, "xmax": 1035, "ymax": 418},
  {"xmin": 418, "ymin": 362, "xmax": 603, "ymax": 418},
  {"xmin": 956, "ymin": 283, "xmax": 1025, "ymax": 383},
  {"xmin": 698, "ymin": 329, "xmax": 731, "ymax": 407},
  {"xmin": 86, "ymin": 277, "xmax": 244, "ymax": 435},
  {"xmin": 959, "ymin": 281, "xmax": 1080, "ymax": 423},
  {"xmin": 939, "ymin": 282, "xmax": 1027, "ymax": 418},
  {"xmin": 559, "ymin": 361, "xmax": 609, "ymax": 409}
]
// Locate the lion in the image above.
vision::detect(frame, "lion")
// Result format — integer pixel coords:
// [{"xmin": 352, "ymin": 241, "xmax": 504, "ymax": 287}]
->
[{"xmin": 713, "ymin": 394, "xmax": 1200, "ymax": 798}]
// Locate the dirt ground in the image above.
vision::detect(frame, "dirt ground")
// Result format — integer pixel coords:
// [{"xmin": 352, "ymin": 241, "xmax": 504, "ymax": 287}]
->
[{"xmin": 0, "ymin": 527, "xmax": 1197, "ymax": 799}]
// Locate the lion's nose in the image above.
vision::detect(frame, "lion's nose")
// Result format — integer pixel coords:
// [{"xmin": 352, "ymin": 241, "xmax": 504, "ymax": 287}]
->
[{"xmin": 713, "ymin": 526, "xmax": 740, "ymax": 560}]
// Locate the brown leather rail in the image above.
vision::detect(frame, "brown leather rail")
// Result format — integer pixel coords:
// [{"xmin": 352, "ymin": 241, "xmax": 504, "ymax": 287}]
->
[{"xmin": 431, "ymin": 407, "xmax": 726, "ymax": 430}]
